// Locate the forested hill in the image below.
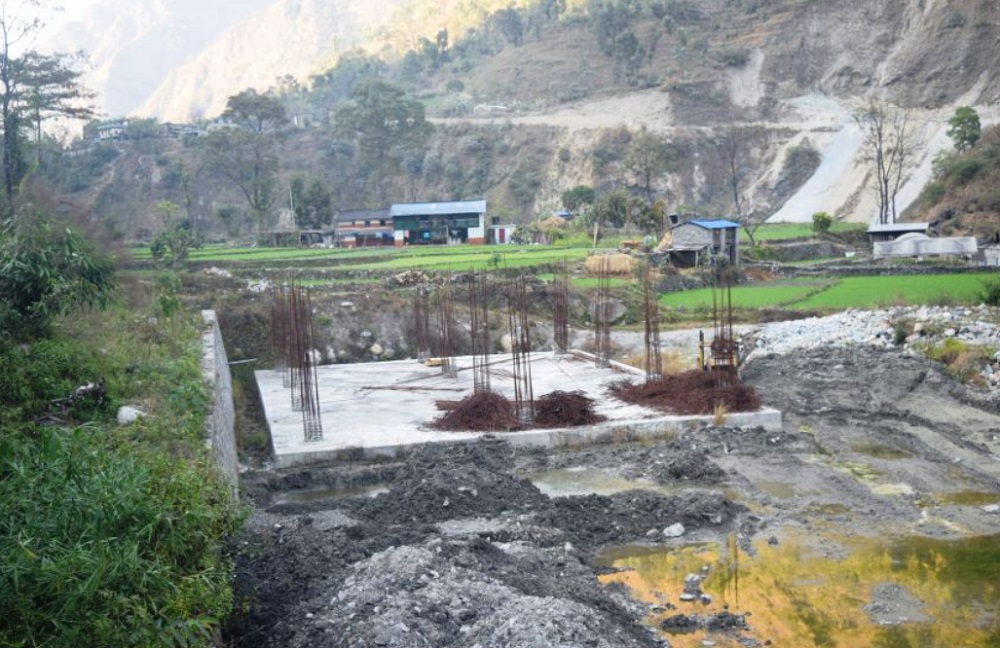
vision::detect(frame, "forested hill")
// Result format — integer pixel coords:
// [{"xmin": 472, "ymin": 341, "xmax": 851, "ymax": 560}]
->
[{"xmin": 41, "ymin": 0, "xmax": 1000, "ymax": 241}]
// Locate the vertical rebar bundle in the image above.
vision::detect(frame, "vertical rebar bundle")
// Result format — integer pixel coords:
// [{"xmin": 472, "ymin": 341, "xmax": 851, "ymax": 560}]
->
[
  {"xmin": 709, "ymin": 261, "xmax": 738, "ymax": 391},
  {"xmin": 436, "ymin": 285, "xmax": 458, "ymax": 379},
  {"xmin": 270, "ymin": 284, "xmax": 291, "ymax": 387},
  {"xmin": 272, "ymin": 282, "xmax": 323, "ymax": 442},
  {"xmin": 642, "ymin": 263, "xmax": 663, "ymax": 382},
  {"xmin": 594, "ymin": 256, "xmax": 612, "ymax": 368},
  {"xmin": 468, "ymin": 270, "xmax": 492, "ymax": 393},
  {"xmin": 413, "ymin": 288, "xmax": 431, "ymax": 360},
  {"xmin": 553, "ymin": 259, "xmax": 570, "ymax": 355},
  {"xmin": 507, "ymin": 274, "xmax": 534, "ymax": 423}
]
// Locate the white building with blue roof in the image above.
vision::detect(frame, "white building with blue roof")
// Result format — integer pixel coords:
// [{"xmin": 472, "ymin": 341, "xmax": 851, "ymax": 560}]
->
[{"xmin": 389, "ymin": 199, "xmax": 487, "ymax": 247}]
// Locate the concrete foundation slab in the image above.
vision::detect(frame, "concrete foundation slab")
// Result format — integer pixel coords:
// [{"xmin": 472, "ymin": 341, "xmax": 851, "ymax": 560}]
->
[{"xmin": 258, "ymin": 351, "xmax": 782, "ymax": 469}]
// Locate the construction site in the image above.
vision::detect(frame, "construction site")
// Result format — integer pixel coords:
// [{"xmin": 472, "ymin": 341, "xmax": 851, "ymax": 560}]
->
[{"xmin": 226, "ymin": 261, "xmax": 1000, "ymax": 648}]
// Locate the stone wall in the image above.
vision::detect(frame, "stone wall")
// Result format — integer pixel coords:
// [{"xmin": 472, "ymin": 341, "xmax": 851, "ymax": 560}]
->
[{"xmin": 201, "ymin": 310, "xmax": 239, "ymax": 499}]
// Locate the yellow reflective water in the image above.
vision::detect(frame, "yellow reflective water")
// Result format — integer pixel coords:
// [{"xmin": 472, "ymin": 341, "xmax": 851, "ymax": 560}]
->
[{"xmin": 598, "ymin": 532, "xmax": 1000, "ymax": 647}]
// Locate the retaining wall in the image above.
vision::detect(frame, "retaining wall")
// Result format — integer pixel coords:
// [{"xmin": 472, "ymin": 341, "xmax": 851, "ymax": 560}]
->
[{"xmin": 201, "ymin": 310, "xmax": 239, "ymax": 498}]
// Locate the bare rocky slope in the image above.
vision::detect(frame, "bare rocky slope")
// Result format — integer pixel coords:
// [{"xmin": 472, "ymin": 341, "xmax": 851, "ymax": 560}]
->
[{"xmin": 53, "ymin": 0, "xmax": 1000, "ymax": 234}]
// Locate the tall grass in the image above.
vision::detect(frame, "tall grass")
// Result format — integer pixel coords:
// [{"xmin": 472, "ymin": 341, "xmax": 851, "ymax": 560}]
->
[{"xmin": 0, "ymin": 295, "xmax": 242, "ymax": 647}]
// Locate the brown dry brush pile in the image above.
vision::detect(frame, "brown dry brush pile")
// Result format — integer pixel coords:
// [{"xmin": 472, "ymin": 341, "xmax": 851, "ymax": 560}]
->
[
  {"xmin": 432, "ymin": 390, "xmax": 606, "ymax": 432},
  {"xmin": 609, "ymin": 370, "xmax": 761, "ymax": 415},
  {"xmin": 534, "ymin": 390, "xmax": 606, "ymax": 428}
]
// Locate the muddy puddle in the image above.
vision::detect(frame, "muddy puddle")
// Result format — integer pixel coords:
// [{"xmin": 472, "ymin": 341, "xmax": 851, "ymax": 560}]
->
[
  {"xmin": 528, "ymin": 468, "xmax": 670, "ymax": 497},
  {"xmin": 271, "ymin": 483, "xmax": 389, "ymax": 505},
  {"xmin": 598, "ymin": 531, "xmax": 1000, "ymax": 647}
]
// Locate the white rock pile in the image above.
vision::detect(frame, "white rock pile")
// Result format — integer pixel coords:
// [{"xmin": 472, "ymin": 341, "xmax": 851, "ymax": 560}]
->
[{"xmin": 747, "ymin": 305, "xmax": 1000, "ymax": 387}]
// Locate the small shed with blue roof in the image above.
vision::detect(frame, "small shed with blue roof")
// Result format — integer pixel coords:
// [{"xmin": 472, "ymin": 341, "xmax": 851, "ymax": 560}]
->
[{"xmin": 667, "ymin": 218, "xmax": 740, "ymax": 267}]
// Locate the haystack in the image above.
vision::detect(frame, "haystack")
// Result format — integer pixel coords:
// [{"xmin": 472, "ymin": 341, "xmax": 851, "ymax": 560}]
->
[
  {"xmin": 584, "ymin": 253, "xmax": 634, "ymax": 276},
  {"xmin": 539, "ymin": 215, "xmax": 570, "ymax": 230}
]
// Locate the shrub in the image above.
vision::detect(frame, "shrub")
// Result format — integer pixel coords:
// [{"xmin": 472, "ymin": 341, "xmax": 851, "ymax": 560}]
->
[
  {"xmin": 977, "ymin": 276, "xmax": 1000, "ymax": 306},
  {"xmin": 0, "ymin": 210, "xmax": 117, "ymax": 340},
  {"xmin": 921, "ymin": 180, "xmax": 946, "ymax": 207},
  {"xmin": 719, "ymin": 48, "xmax": 749, "ymax": 67},
  {"xmin": 947, "ymin": 157, "xmax": 984, "ymax": 186},
  {"xmin": 812, "ymin": 211, "xmax": 833, "ymax": 235}
]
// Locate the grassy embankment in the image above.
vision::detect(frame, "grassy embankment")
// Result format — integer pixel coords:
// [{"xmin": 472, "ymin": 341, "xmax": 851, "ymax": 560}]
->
[{"xmin": 0, "ymin": 275, "xmax": 243, "ymax": 647}]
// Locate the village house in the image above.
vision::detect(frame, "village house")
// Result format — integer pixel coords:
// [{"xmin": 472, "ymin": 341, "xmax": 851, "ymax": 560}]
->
[
  {"xmin": 390, "ymin": 199, "xmax": 487, "ymax": 247},
  {"xmin": 866, "ymin": 222, "xmax": 930, "ymax": 243},
  {"xmin": 335, "ymin": 208, "xmax": 393, "ymax": 248},
  {"xmin": 666, "ymin": 219, "xmax": 741, "ymax": 267}
]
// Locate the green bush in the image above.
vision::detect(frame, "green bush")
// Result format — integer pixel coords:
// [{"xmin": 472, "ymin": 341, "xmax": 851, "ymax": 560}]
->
[
  {"xmin": 948, "ymin": 157, "xmax": 984, "ymax": 186},
  {"xmin": 921, "ymin": 180, "xmax": 946, "ymax": 207},
  {"xmin": 812, "ymin": 211, "xmax": 833, "ymax": 235},
  {"xmin": 0, "ymin": 338, "xmax": 108, "ymax": 426},
  {"xmin": 977, "ymin": 276, "xmax": 1000, "ymax": 306}
]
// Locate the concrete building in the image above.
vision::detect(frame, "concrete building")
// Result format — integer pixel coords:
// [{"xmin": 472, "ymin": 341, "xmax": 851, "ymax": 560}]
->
[
  {"xmin": 336, "ymin": 208, "xmax": 393, "ymax": 248},
  {"xmin": 96, "ymin": 119, "xmax": 128, "ymax": 140},
  {"xmin": 391, "ymin": 200, "xmax": 487, "ymax": 247},
  {"xmin": 874, "ymin": 233, "xmax": 978, "ymax": 260},
  {"xmin": 667, "ymin": 219, "xmax": 741, "ymax": 267}
]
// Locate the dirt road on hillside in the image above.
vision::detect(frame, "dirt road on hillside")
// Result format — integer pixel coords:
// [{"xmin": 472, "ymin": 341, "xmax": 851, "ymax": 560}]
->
[{"xmin": 226, "ymin": 345, "xmax": 1000, "ymax": 648}]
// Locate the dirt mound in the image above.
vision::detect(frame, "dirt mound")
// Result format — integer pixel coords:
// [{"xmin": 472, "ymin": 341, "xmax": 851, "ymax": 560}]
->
[
  {"xmin": 538, "ymin": 490, "xmax": 746, "ymax": 554},
  {"xmin": 285, "ymin": 537, "xmax": 663, "ymax": 648},
  {"xmin": 534, "ymin": 390, "xmax": 607, "ymax": 428},
  {"xmin": 359, "ymin": 439, "xmax": 548, "ymax": 524},
  {"xmin": 610, "ymin": 371, "xmax": 761, "ymax": 415}
]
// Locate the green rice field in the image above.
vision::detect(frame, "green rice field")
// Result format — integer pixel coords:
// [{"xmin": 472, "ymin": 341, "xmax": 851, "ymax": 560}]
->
[{"xmin": 661, "ymin": 273, "xmax": 994, "ymax": 311}]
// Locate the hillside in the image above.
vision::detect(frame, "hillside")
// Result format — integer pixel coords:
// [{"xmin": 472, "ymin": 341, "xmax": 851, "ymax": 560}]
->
[{"xmin": 43, "ymin": 0, "xmax": 1000, "ymax": 241}]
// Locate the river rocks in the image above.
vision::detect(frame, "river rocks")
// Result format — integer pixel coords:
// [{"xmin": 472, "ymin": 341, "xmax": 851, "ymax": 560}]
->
[
  {"xmin": 748, "ymin": 306, "xmax": 1000, "ymax": 390},
  {"xmin": 982, "ymin": 504, "xmax": 1000, "ymax": 514},
  {"xmin": 662, "ymin": 523, "xmax": 686, "ymax": 538}
]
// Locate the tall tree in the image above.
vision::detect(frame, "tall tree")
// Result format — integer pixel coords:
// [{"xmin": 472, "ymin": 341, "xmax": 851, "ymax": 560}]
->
[
  {"xmin": 201, "ymin": 90, "xmax": 287, "ymax": 241},
  {"xmin": 624, "ymin": 126, "xmax": 672, "ymax": 204},
  {"xmin": 290, "ymin": 174, "xmax": 334, "ymax": 229},
  {"xmin": 0, "ymin": 2, "xmax": 93, "ymax": 201},
  {"xmin": 717, "ymin": 121, "xmax": 765, "ymax": 244},
  {"xmin": 334, "ymin": 79, "xmax": 431, "ymax": 203},
  {"xmin": 855, "ymin": 102, "xmax": 912, "ymax": 225},
  {"xmin": 947, "ymin": 106, "xmax": 981, "ymax": 152}
]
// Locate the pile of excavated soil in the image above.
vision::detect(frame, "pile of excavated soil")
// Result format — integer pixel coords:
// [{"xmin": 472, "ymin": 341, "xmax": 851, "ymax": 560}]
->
[
  {"xmin": 610, "ymin": 371, "xmax": 762, "ymax": 415},
  {"xmin": 226, "ymin": 437, "xmax": 749, "ymax": 647}
]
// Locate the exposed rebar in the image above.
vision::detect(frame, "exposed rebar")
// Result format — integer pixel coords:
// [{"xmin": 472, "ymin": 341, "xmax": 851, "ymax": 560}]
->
[
  {"xmin": 506, "ymin": 273, "xmax": 534, "ymax": 423},
  {"xmin": 594, "ymin": 256, "xmax": 612, "ymax": 368},
  {"xmin": 643, "ymin": 263, "xmax": 663, "ymax": 382},
  {"xmin": 553, "ymin": 259, "xmax": 570, "ymax": 355},
  {"xmin": 436, "ymin": 284, "xmax": 457, "ymax": 379},
  {"xmin": 469, "ymin": 270, "xmax": 492, "ymax": 393}
]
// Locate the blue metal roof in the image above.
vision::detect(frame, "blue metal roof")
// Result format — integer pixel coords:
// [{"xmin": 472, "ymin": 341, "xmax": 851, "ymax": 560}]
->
[
  {"xmin": 688, "ymin": 219, "xmax": 740, "ymax": 229},
  {"xmin": 390, "ymin": 200, "xmax": 487, "ymax": 217}
]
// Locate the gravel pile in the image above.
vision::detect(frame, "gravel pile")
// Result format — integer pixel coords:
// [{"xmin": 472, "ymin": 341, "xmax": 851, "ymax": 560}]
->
[{"xmin": 748, "ymin": 306, "xmax": 1000, "ymax": 386}]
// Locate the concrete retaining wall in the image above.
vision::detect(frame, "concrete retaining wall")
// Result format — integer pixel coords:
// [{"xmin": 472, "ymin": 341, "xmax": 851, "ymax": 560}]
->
[{"xmin": 201, "ymin": 310, "xmax": 239, "ymax": 498}]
